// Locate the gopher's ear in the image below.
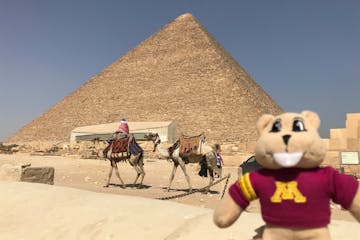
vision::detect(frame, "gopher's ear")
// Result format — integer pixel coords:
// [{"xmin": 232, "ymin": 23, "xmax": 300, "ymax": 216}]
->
[
  {"xmin": 301, "ymin": 110, "xmax": 320, "ymax": 129},
  {"xmin": 257, "ymin": 114, "xmax": 275, "ymax": 134}
]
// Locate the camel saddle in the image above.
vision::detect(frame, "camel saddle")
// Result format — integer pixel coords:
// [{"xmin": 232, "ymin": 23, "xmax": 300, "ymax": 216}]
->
[
  {"xmin": 103, "ymin": 137, "xmax": 130, "ymax": 157},
  {"xmin": 111, "ymin": 137, "xmax": 130, "ymax": 153},
  {"xmin": 179, "ymin": 133, "xmax": 205, "ymax": 155}
]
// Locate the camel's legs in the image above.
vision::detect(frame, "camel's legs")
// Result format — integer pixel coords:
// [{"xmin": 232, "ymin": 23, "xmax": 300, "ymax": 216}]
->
[
  {"xmin": 137, "ymin": 163, "xmax": 145, "ymax": 186},
  {"xmin": 113, "ymin": 161, "xmax": 125, "ymax": 188},
  {"xmin": 131, "ymin": 164, "xmax": 144, "ymax": 187},
  {"xmin": 104, "ymin": 163, "xmax": 114, "ymax": 187},
  {"xmin": 132, "ymin": 164, "xmax": 141, "ymax": 186},
  {"xmin": 131, "ymin": 164, "xmax": 145, "ymax": 187},
  {"xmin": 205, "ymin": 169, "xmax": 214, "ymax": 193},
  {"xmin": 179, "ymin": 160, "xmax": 192, "ymax": 192},
  {"xmin": 167, "ymin": 163, "xmax": 178, "ymax": 191},
  {"xmin": 130, "ymin": 154, "xmax": 145, "ymax": 187}
]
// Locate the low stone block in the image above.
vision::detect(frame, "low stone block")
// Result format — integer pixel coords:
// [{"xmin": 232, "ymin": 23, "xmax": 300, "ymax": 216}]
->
[{"xmin": 20, "ymin": 167, "xmax": 55, "ymax": 185}]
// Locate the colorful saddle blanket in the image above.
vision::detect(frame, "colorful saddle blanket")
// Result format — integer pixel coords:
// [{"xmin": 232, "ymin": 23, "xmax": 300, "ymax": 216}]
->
[
  {"xmin": 179, "ymin": 133, "xmax": 205, "ymax": 155},
  {"xmin": 102, "ymin": 137, "xmax": 130, "ymax": 157},
  {"xmin": 111, "ymin": 137, "xmax": 130, "ymax": 153}
]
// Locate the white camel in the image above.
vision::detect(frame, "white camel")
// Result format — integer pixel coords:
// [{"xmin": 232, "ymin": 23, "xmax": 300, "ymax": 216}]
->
[{"xmin": 146, "ymin": 133, "xmax": 221, "ymax": 192}]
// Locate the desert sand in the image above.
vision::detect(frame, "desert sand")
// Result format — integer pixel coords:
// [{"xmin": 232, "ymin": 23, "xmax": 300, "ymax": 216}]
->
[{"xmin": 0, "ymin": 153, "xmax": 359, "ymax": 239}]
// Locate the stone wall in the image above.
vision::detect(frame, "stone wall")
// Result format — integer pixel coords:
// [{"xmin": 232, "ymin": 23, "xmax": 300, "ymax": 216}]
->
[{"xmin": 323, "ymin": 113, "xmax": 360, "ymax": 177}]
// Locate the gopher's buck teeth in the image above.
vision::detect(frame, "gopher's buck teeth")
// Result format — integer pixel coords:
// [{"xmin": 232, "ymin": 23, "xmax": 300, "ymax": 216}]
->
[{"xmin": 273, "ymin": 152, "xmax": 303, "ymax": 167}]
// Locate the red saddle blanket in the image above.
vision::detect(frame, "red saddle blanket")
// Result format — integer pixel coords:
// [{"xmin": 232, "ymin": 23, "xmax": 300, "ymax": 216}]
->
[{"xmin": 110, "ymin": 137, "xmax": 130, "ymax": 153}]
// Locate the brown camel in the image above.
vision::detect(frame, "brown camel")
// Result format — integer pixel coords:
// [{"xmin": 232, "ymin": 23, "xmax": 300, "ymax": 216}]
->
[
  {"xmin": 145, "ymin": 133, "xmax": 221, "ymax": 193},
  {"xmin": 99, "ymin": 136, "xmax": 145, "ymax": 188}
]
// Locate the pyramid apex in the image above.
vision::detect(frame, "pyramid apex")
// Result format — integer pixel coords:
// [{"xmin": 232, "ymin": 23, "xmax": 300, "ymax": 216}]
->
[{"xmin": 175, "ymin": 13, "xmax": 196, "ymax": 21}]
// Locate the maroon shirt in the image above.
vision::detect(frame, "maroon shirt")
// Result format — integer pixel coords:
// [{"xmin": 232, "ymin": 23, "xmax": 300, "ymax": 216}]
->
[{"xmin": 229, "ymin": 166, "xmax": 359, "ymax": 228}]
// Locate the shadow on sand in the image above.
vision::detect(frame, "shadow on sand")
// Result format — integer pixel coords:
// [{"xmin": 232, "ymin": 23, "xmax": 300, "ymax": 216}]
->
[
  {"xmin": 161, "ymin": 187, "xmax": 219, "ymax": 195},
  {"xmin": 105, "ymin": 183, "xmax": 151, "ymax": 189},
  {"xmin": 252, "ymin": 225, "xmax": 265, "ymax": 239}
]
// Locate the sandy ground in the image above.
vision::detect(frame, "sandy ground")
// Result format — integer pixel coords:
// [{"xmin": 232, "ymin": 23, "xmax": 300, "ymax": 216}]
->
[
  {"xmin": 0, "ymin": 153, "xmax": 357, "ymax": 223},
  {"xmin": 3, "ymin": 181, "xmax": 359, "ymax": 240}
]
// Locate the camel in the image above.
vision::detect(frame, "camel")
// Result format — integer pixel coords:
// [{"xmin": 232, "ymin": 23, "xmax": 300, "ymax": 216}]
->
[
  {"xmin": 145, "ymin": 133, "xmax": 221, "ymax": 193},
  {"xmin": 98, "ymin": 136, "xmax": 145, "ymax": 188}
]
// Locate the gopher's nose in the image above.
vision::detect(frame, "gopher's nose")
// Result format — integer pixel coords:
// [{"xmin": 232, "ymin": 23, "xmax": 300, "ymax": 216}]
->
[{"xmin": 282, "ymin": 135, "xmax": 291, "ymax": 145}]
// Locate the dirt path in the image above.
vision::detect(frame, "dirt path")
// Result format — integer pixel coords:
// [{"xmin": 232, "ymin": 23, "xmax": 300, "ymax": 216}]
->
[{"xmin": 0, "ymin": 153, "xmax": 357, "ymax": 222}]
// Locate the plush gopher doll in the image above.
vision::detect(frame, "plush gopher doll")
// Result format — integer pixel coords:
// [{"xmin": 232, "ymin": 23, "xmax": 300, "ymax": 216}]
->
[{"xmin": 214, "ymin": 111, "xmax": 360, "ymax": 240}]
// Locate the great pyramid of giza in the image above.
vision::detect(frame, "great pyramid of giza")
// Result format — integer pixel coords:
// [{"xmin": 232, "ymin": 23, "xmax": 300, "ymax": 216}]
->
[{"xmin": 7, "ymin": 13, "xmax": 282, "ymax": 144}]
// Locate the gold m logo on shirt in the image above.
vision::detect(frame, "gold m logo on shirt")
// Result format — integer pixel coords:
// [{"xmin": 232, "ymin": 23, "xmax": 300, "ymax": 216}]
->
[{"xmin": 270, "ymin": 181, "xmax": 306, "ymax": 203}]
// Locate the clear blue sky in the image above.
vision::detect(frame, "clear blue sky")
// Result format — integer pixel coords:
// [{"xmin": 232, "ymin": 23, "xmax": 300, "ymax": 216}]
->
[{"xmin": 0, "ymin": 0, "xmax": 359, "ymax": 141}]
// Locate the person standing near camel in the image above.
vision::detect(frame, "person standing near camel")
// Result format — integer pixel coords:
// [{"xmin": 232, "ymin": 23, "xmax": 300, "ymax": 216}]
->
[{"xmin": 214, "ymin": 144, "xmax": 223, "ymax": 178}]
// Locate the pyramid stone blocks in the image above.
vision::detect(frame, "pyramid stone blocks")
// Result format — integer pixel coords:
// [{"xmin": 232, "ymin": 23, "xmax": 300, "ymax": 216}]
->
[{"xmin": 6, "ymin": 13, "xmax": 282, "ymax": 146}]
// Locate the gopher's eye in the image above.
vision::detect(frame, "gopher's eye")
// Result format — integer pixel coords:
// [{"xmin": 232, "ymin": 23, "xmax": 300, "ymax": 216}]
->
[
  {"xmin": 293, "ymin": 119, "xmax": 306, "ymax": 132},
  {"xmin": 270, "ymin": 120, "xmax": 281, "ymax": 132}
]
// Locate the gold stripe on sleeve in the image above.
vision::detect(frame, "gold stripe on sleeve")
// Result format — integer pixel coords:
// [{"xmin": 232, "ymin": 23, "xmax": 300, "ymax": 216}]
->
[{"xmin": 238, "ymin": 173, "xmax": 257, "ymax": 201}]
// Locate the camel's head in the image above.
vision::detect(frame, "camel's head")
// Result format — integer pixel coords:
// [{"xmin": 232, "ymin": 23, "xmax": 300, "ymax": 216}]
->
[
  {"xmin": 144, "ymin": 132, "xmax": 159, "ymax": 142},
  {"xmin": 144, "ymin": 133, "xmax": 161, "ymax": 152}
]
